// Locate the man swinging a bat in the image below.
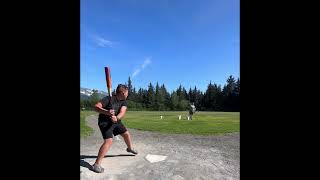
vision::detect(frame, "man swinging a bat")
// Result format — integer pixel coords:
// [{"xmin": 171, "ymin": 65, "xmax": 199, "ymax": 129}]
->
[{"xmin": 91, "ymin": 67, "xmax": 138, "ymax": 173}]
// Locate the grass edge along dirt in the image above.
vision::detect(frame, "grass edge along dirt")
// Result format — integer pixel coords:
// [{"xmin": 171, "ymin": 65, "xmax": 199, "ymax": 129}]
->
[{"xmin": 80, "ymin": 111, "xmax": 96, "ymax": 137}]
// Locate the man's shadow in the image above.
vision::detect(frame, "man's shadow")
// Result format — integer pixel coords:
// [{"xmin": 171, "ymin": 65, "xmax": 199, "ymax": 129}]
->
[{"xmin": 80, "ymin": 154, "xmax": 135, "ymax": 170}]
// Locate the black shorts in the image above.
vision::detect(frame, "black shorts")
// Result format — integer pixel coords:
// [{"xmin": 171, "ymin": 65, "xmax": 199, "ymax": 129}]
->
[{"xmin": 98, "ymin": 118, "xmax": 127, "ymax": 139}]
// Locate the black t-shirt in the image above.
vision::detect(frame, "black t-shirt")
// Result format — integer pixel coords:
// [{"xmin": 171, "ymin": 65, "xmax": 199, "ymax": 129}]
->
[{"xmin": 98, "ymin": 96, "xmax": 127, "ymax": 121}]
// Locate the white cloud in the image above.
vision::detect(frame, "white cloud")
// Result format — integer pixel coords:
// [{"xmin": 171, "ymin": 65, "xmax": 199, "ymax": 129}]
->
[
  {"xmin": 92, "ymin": 34, "xmax": 113, "ymax": 48},
  {"xmin": 141, "ymin": 58, "xmax": 151, "ymax": 68},
  {"xmin": 132, "ymin": 69, "xmax": 141, "ymax": 77},
  {"xmin": 132, "ymin": 57, "xmax": 152, "ymax": 78}
]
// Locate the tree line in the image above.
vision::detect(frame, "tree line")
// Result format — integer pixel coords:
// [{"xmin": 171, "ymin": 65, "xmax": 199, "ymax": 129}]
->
[{"xmin": 80, "ymin": 75, "xmax": 240, "ymax": 112}]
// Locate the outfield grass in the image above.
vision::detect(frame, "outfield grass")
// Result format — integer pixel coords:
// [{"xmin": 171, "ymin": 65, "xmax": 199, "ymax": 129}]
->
[
  {"xmin": 80, "ymin": 111, "xmax": 96, "ymax": 137},
  {"xmin": 80, "ymin": 111, "xmax": 239, "ymax": 136},
  {"xmin": 123, "ymin": 111, "xmax": 239, "ymax": 135}
]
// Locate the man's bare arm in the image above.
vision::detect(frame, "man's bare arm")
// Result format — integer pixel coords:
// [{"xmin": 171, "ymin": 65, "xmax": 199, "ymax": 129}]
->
[
  {"xmin": 116, "ymin": 106, "xmax": 127, "ymax": 120},
  {"xmin": 95, "ymin": 102, "xmax": 114, "ymax": 116}
]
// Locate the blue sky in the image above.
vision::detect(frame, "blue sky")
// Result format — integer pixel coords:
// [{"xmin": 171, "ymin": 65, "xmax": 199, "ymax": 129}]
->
[{"xmin": 81, "ymin": 0, "xmax": 239, "ymax": 93}]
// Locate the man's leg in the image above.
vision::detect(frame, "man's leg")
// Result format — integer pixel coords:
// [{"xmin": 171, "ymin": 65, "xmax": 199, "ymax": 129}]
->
[
  {"xmin": 120, "ymin": 131, "xmax": 133, "ymax": 150},
  {"xmin": 94, "ymin": 138, "xmax": 113, "ymax": 165},
  {"xmin": 120, "ymin": 131, "xmax": 138, "ymax": 154}
]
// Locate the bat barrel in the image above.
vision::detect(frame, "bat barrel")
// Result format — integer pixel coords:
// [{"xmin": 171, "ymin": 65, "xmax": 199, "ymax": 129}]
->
[{"xmin": 104, "ymin": 67, "xmax": 112, "ymax": 97}]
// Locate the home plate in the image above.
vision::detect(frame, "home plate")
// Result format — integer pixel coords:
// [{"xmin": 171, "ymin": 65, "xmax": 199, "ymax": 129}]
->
[
  {"xmin": 113, "ymin": 135, "xmax": 121, "ymax": 141},
  {"xmin": 145, "ymin": 154, "xmax": 167, "ymax": 163}
]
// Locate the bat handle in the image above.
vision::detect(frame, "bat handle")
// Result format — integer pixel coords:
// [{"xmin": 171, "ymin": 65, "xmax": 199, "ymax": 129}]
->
[{"xmin": 107, "ymin": 96, "xmax": 117, "ymax": 124}]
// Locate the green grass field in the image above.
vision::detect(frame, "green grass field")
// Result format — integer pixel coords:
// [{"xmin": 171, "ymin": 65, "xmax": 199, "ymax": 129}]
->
[
  {"xmin": 123, "ymin": 111, "xmax": 239, "ymax": 135},
  {"xmin": 80, "ymin": 111, "xmax": 239, "ymax": 136},
  {"xmin": 80, "ymin": 111, "xmax": 96, "ymax": 137}
]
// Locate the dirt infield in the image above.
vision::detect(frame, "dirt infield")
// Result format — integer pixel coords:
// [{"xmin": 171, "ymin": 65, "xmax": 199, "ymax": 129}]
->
[{"xmin": 80, "ymin": 115, "xmax": 239, "ymax": 180}]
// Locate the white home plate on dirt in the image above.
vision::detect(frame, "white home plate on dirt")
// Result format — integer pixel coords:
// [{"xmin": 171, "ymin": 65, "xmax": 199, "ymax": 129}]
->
[
  {"xmin": 113, "ymin": 135, "xmax": 121, "ymax": 141},
  {"xmin": 145, "ymin": 154, "xmax": 167, "ymax": 163}
]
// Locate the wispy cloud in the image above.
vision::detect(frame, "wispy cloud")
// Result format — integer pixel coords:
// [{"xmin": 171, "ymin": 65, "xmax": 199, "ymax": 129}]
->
[
  {"xmin": 132, "ymin": 69, "xmax": 141, "ymax": 77},
  {"xmin": 132, "ymin": 57, "xmax": 152, "ymax": 78},
  {"xmin": 91, "ymin": 34, "xmax": 113, "ymax": 48}
]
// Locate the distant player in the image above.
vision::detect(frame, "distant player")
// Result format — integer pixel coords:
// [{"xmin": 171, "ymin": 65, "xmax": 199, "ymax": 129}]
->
[{"xmin": 188, "ymin": 102, "xmax": 196, "ymax": 120}]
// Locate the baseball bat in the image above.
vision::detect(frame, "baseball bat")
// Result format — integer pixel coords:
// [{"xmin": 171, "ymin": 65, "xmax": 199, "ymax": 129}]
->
[
  {"xmin": 105, "ymin": 67, "xmax": 112, "ymax": 97},
  {"xmin": 104, "ymin": 67, "xmax": 113, "ymax": 110},
  {"xmin": 104, "ymin": 67, "xmax": 118, "ymax": 125}
]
